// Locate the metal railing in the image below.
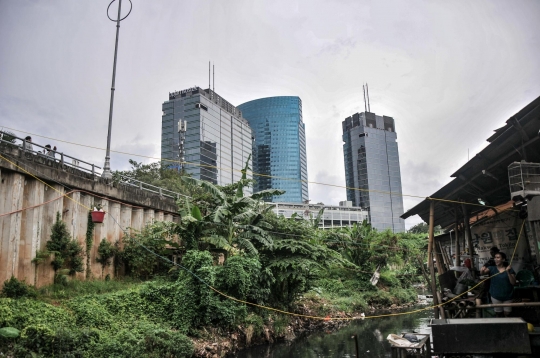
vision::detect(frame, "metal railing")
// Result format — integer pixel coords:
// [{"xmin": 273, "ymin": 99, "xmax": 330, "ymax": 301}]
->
[
  {"xmin": 0, "ymin": 130, "xmax": 188, "ymax": 201},
  {"xmin": 0, "ymin": 131, "xmax": 100, "ymax": 176},
  {"xmin": 116, "ymin": 174, "xmax": 190, "ymax": 200}
]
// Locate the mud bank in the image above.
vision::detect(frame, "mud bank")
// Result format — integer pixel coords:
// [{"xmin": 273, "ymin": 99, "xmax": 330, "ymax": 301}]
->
[{"xmin": 191, "ymin": 299, "xmax": 419, "ymax": 357}]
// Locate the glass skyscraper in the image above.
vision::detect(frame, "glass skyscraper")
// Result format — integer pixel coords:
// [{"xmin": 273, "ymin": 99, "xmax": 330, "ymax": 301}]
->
[
  {"xmin": 162, "ymin": 87, "xmax": 252, "ymax": 189},
  {"xmin": 342, "ymin": 112, "xmax": 405, "ymax": 232},
  {"xmin": 238, "ymin": 96, "xmax": 308, "ymax": 203}
]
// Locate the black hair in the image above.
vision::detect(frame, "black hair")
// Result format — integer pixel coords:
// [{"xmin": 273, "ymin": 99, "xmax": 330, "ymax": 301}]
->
[
  {"xmin": 25, "ymin": 136, "xmax": 31, "ymax": 140},
  {"xmin": 495, "ymin": 251, "xmax": 507, "ymax": 262}
]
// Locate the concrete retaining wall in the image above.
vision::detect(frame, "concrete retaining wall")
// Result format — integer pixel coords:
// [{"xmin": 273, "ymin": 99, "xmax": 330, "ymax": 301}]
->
[{"xmin": 0, "ymin": 145, "xmax": 180, "ymax": 287}]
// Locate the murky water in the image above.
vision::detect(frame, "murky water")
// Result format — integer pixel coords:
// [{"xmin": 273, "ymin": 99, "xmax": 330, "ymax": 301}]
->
[{"xmin": 235, "ymin": 307, "xmax": 433, "ymax": 358}]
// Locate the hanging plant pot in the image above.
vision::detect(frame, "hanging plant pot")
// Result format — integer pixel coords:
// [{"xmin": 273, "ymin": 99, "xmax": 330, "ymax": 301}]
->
[{"xmin": 91, "ymin": 211, "xmax": 106, "ymax": 223}]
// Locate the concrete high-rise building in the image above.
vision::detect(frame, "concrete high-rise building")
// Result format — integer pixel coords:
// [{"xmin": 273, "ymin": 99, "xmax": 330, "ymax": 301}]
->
[
  {"xmin": 238, "ymin": 96, "xmax": 308, "ymax": 203},
  {"xmin": 342, "ymin": 112, "xmax": 405, "ymax": 232},
  {"xmin": 161, "ymin": 86, "xmax": 252, "ymax": 189}
]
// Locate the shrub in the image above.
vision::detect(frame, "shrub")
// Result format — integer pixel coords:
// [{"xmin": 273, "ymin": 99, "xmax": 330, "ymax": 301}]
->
[
  {"xmin": 1, "ymin": 276, "xmax": 36, "ymax": 299},
  {"xmin": 215, "ymin": 255, "xmax": 268, "ymax": 302},
  {"xmin": 46, "ymin": 212, "xmax": 84, "ymax": 279}
]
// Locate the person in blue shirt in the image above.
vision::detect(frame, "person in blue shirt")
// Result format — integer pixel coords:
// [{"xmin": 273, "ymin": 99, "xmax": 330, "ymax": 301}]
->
[{"xmin": 480, "ymin": 252, "xmax": 516, "ymax": 317}]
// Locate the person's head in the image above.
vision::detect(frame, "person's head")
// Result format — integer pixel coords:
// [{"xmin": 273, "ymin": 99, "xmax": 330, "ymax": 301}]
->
[
  {"xmin": 494, "ymin": 252, "xmax": 507, "ymax": 266},
  {"xmin": 45, "ymin": 144, "xmax": 51, "ymax": 149},
  {"xmin": 25, "ymin": 136, "xmax": 32, "ymax": 142},
  {"xmin": 490, "ymin": 246, "xmax": 500, "ymax": 258}
]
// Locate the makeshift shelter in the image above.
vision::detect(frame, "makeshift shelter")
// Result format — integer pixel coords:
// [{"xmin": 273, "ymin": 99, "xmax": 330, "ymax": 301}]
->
[{"xmin": 401, "ymin": 95, "xmax": 540, "ymax": 316}]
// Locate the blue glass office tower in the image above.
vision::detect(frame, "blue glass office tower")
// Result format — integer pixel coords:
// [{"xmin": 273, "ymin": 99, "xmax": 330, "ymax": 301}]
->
[
  {"xmin": 162, "ymin": 87, "xmax": 252, "ymax": 189},
  {"xmin": 238, "ymin": 97, "xmax": 308, "ymax": 203},
  {"xmin": 342, "ymin": 112, "xmax": 405, "ymax": 232}
]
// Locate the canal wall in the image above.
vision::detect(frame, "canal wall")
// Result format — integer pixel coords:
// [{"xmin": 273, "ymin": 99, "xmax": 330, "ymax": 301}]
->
[{"xmin": 0, "ymin": 144, "xmax": 180, "ymax": 287}]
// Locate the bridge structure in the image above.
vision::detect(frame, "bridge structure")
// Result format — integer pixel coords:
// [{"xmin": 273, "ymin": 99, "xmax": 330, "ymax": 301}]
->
[{"xmin": 0, "ymin": 135, "xmax": 182, "ymax": 287}]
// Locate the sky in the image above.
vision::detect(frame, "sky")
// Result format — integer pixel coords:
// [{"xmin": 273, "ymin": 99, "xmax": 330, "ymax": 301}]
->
[{"xmin": 1, "ymin": 0, "xmax": 539, "ymax": 229}]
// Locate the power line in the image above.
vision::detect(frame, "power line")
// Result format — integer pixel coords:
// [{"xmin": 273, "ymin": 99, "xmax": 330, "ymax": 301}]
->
[{"xmin": 0, "ymin": 126, "xmax": 509, "ymax": 211}]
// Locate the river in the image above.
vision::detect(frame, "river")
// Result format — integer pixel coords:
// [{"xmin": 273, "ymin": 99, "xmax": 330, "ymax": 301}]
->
[{"xmin": 235, "ymin": 307, "xmax": 433, "ymax": 358}]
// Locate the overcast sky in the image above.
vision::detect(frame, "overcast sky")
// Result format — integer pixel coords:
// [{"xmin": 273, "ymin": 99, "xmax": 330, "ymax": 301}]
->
[{"xmin": 1, "ymin": 0, "xmax": 539, "ymax": 229}]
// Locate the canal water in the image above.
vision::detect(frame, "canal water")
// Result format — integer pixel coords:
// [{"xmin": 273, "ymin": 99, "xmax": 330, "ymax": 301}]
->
[{"xmin": 235, "ymin": 307, "xmax": 433, "ymax": 358}]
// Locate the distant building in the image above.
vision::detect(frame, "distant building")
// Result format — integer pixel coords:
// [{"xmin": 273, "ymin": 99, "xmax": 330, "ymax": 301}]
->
[
  {"xmin": 342, "ymin": 112, "xmax": 405, "ymax": 232},
  {"xmin": 238, "ymin": 96, "xmax": 308, "ymax": 203},
  {"xmin": 161, "ymin": 87, "xmax": 252, "ymax": 188},
  {"xmin": 271, "ymin": 201, "xmax": 369, "ymax": 229}
]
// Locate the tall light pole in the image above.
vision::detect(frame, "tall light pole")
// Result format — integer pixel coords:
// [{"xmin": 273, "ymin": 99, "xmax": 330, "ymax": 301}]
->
[{"xmin": 102, "ymin": 0, "xmax": 132, "ymax": 179}]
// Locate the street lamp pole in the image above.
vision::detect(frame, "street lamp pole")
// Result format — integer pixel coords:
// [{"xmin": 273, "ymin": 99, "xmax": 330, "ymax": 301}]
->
[{"xmin": 102, "ymin": 0, "xmax": 132, "ymax": 179}]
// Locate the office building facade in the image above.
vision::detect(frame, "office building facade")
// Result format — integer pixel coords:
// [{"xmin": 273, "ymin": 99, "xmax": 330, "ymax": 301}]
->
[
  {"xmin": 162, "ymin": 87, "xmax": 252, "ymax": 189},
  {"xmin": 237, "ymin": 96, "xmax": 308, "ymax": 203},
  {"xmin": 342, "ymin": 112, "xmax": 405, "ymax": 232}
]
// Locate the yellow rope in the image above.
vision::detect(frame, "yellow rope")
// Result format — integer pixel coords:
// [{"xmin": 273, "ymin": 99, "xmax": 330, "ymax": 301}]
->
[{"xmin": 0, "ymin": 141, "xmax": 526, "ymax": 321}]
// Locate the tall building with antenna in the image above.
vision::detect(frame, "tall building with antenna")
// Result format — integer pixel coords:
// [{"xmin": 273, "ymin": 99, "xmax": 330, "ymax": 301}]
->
[
  {"xmin": 342, "ymin": 85, "xmax": 405, "ymax": 232},
  {"xmin": 161, "ymin": 86, "xmax": 252, "ymax": 189}
]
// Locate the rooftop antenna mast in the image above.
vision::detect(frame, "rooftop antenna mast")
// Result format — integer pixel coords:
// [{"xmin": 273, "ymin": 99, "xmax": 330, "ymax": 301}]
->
[
  {"xmin": 213, "ymin": 63, "xmax": 215, "ymax": 93},
  {"xmin": 366, "ymin": 83, "xmax": 371, "ymax": 112},
  {"xmin": 362, "ymin": 84, "xmax": 368, "ymax": 113},
  {"xmin": 208, "ymin": 61, "xmax": 211, "ymax": 90}
]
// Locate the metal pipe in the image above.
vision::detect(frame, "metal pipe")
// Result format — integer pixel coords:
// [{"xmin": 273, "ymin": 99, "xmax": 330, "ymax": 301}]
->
[{"xmin": 476, "ymin": 302, "xmax": 540, "ymax": 308}]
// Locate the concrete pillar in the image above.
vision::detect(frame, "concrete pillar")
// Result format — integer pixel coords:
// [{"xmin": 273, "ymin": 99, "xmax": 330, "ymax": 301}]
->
[
  {"xmin": 62, "ymin": 192, "xmax": 82, "ymax": 241},
  {"xmin": 91, "ymin": 198, "xmax": 108, "ymax": 279},
  {"xmin": 131, "ymin": 208, "xmax": 144, "ymax": 233},
  {"xmin": 164, "ymin": 213, "xmax": 173, "ymax": 223},
  {"xmin": 143, "ymin": 209, "xmax": 155, "ymax": 226},
  {"xmin": 37, "ymin": 184, "xmax": 64, "ymax": 287},
  {"xmin": 120, "ymin": 205, "xmax": 132, "ymax": 245},
  {"xmin": 19, "ymin": 178, "xmax": 45, "ymax": 286},
  {"xmin": 76, "ymin": 193, "xmax": 92, "ymax": 281},
  {"xmin": 0, "ymin": 172, "xmax": 24, "ymax": 285},
  {"xmin": 108, "ymin": 202, "xmax": 122, "ymax": 242},
  {"xmin": 103, "ymin": 202, "xmax": 121, "ymax": 279},
  {"xmin": 155, "ymin": 211, "xmax": 164, "ymax": 223}
]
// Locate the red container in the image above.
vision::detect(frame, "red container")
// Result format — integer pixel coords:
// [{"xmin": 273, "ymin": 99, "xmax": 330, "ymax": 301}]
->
[{"xmin": 91, "ymin": 211, "xmax": 106, "ymax": 223}]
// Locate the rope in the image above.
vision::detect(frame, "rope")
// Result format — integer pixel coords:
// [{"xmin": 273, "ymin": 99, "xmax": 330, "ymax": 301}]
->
[{"xmin": 0, "ymin": 144, "xmax": 526, "ymax": 321}]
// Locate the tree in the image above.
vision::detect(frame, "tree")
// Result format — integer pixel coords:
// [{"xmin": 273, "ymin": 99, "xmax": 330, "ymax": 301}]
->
[
  {"xmin": 179, "ymin": 157, "xmax": 284, "ymax": 256},
  {"xmin": 46, "ymin": 212, "xmax": 83, "ymax": 282},
  {"xmin": 408, "ymin": 222, "xmax": 442, "ymax": 235}
]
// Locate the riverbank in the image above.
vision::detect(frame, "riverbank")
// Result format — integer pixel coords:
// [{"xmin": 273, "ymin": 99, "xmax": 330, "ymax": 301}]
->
[
  {"xmin": 0, "ymin": 277, "xmax": 420, "ymax": 358},
  {"xmin": 190, "ymin": 293, "xmax": 420, "ymax": 358}
]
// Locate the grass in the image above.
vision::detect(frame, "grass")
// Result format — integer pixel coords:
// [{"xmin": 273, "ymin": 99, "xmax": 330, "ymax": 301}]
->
[{"xmin": 36, "ymin": 277, "xmax": 141, "ymax": 302}]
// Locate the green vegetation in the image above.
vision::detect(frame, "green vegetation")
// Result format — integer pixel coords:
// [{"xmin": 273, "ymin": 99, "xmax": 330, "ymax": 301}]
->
[
  {"xmin": 0, "ymin": 161, "xmax": 429, "ymax": 357},
  {"xmin": 46, "ymin": 212, "xmax": 84, "ymax": 284}
]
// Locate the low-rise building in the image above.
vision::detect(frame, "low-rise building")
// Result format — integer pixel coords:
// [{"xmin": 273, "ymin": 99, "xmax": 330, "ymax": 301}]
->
[{"xmin": 271, "ymin": 201, "xmax": 369, "ymax": 229}]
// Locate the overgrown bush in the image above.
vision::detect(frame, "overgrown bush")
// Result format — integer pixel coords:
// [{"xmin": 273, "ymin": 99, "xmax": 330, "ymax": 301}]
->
[
  {"xmin": 215, "ymin": 255, "xmax": 269, "ymax": 303},
  {"xmin": 120, "ymin": 222, "xmax": 178, "ymax": 279},
  {"xmin": 1, "ymin": 276, "xmax": 36, "ymax": 299}
]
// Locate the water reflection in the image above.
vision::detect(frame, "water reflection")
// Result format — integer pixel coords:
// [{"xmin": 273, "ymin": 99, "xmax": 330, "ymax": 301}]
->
[{"xmin": 235, "ymin": 308, "xmax": 433, "ymax": 358}]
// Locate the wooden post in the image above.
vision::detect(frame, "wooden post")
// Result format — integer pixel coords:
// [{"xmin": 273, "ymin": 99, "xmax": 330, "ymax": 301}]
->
[
  {"xmin": 462, "ymin": 203, "xmax": 476, "ymax": 276},
  {"xmin": 427, "ymin": 200, "xmax": 440, "ymax": 318},
  {"xmin": 454, "ymin": 208, "xmax": 460, "ymax": 267},
  {"xmin": 435, "ymin": 241, "xmax": 447, "ymax": 273}
]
